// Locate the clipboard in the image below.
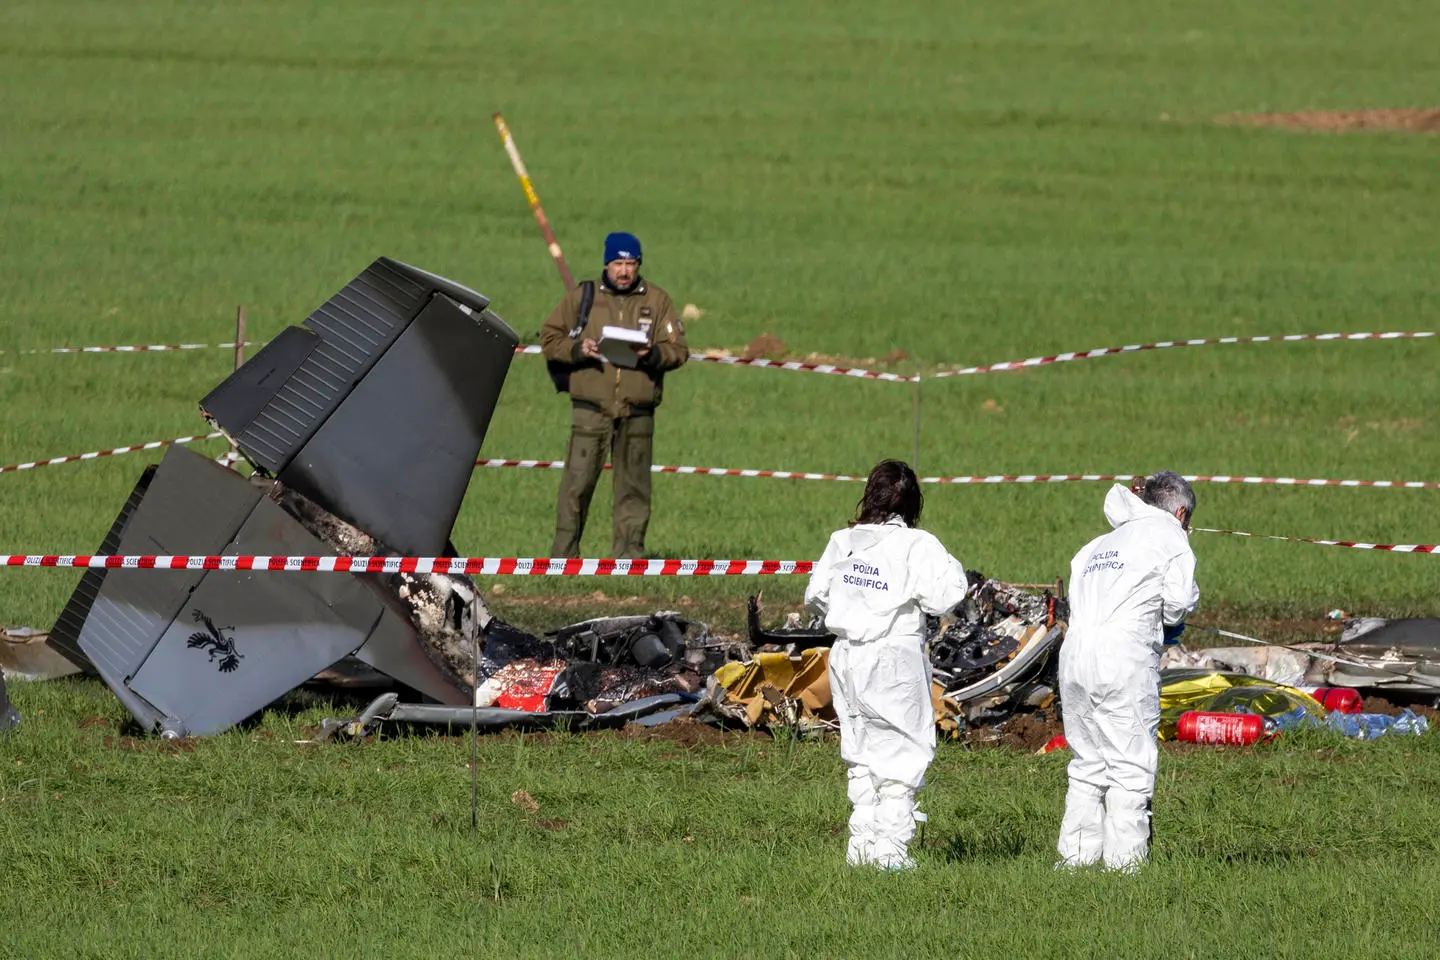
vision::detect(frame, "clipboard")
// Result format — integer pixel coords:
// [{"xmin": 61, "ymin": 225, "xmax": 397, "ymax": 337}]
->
[{"xmin": 597, "ymin": 325, "xmax": 648, "ymax": 368}]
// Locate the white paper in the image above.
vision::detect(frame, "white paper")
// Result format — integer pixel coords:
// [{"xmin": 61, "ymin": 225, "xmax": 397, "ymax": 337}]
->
[{"xmin": 598, "ymin": 325, "xmax": 648, "ymax": 368}]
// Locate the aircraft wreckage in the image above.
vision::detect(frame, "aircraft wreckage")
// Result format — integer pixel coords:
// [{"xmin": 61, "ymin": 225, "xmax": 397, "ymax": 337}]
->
[
  {"xmin": 30, "ymin": 256, "xmax": 1071, "ymax": 739},
  {"xmin": 27, "ymin": 257, "xmax": 1439, "ymax": 741}
]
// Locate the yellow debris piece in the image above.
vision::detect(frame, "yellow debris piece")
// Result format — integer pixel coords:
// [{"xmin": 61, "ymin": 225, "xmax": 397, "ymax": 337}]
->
[{"xmin": 713, "ymin": 648, "xmax": 835, "ymax": 729}]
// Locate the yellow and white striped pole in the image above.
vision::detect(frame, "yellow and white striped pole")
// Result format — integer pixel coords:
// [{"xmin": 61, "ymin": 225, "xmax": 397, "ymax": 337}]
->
[{"xmin": 492, "ymin": 113, "xmax": 575, "ymax": 290}]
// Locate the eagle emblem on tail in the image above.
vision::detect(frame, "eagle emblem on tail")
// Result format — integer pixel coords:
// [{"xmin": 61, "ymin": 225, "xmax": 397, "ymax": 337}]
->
[{"xmin": 186, "ymin": 609, "xmax": 243, "ymax": 673}]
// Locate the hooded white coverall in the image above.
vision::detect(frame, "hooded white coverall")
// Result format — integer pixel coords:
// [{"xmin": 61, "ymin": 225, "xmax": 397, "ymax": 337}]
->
[
  {"xmin": 805, "ymin": 517, "xmax": 969, "ymax": 869},
  {"xmin": 1058, "ymin": 485, "xmax": 1199, "ymax": 870}
]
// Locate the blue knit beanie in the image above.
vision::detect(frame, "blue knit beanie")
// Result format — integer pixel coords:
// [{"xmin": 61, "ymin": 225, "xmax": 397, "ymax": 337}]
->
[{"xmin": 604, "ymin": 232, "xmax": 642, "ymax": 264}]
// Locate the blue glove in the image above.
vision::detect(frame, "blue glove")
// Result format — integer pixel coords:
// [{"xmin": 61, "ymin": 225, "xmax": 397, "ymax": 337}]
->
[{"xmin": 1162, "ymin": 622, "xmax": 1186, "ymax": 646}]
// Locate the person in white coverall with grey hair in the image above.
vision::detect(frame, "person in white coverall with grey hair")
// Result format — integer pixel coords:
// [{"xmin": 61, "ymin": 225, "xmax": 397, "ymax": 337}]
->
[
  {"xmin": 1057, "ymin": 470, "xmax": 1200, "ymax": 871},
  {"xmin": 805, "ymin": 459, "xmax": 970, "ymax": 870}
]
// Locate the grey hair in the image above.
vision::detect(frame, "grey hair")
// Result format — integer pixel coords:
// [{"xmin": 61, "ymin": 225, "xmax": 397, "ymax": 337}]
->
[{"xmin": 1143, "ymin": 470, "xmax": 1196, "ymax": 519}]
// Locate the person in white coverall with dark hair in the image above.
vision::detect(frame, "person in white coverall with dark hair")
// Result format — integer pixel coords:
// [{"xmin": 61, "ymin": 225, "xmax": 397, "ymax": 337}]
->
[
  {"xmin": 1057, "ymin": 470, "xmax": 1200, "ymax": 871},
  {"xmin": 805, "ymin": 459, "xmax": 970, "ymax": 870}
]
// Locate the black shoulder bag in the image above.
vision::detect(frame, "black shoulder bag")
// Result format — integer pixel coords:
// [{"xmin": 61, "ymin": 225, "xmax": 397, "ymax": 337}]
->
[{"xmin": 546, "ymin": 280, "xmax": 595, "ymax": 393}]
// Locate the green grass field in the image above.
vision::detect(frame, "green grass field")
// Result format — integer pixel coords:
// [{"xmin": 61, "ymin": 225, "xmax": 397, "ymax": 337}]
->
[{"xmin": 2, "ymin": 0, "xmax": 1439, "ymax": 955}]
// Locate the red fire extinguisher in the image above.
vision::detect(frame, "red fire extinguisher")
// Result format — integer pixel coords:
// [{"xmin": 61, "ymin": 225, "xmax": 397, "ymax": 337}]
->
[
  {"xmin": 1300, "ymin": 687, "xmax": 1363, "ymax": 714},
  {"xmin": 1175, "ymin": 711, "xmax": 1266, "ymax": 745}
]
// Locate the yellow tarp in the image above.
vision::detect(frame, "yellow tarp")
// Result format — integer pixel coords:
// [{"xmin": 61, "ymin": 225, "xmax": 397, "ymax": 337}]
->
[{"xmin": 1157, "ymin": 670, "xmax": 1324, "ymax": 740}]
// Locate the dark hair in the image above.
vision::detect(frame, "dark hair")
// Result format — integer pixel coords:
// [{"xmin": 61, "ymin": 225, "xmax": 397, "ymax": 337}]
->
[{"xmin": 852, "ymin": 459, "xmax": 923, "ymax": 527}]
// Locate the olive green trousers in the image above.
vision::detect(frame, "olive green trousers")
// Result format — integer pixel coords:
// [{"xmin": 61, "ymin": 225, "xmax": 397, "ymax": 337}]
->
[{"xmin": 551, "ymin": 405, "xmax": 654, "ymax": 558}]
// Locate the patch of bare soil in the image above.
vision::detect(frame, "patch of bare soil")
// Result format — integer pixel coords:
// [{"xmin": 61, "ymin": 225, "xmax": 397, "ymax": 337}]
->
[
  {"xmin": 1359, "ymin": 695, "xmax": 1440, "ymax": 726},
  {"xmin": 722, "ymin": 334, "xmax": 908, "ymax": 369},
  {"xmin": 741, "ymin": 333, "xmax": 788, "ymax": 360},
  {"xmin": 1220, "ymin": 108, "xmax": 1440, "ymax": 134},
  {"xmin": 616, "ymin": 716, "xmax": 770, "ymax": 748},
  {"xmin": 962, "ymin": 711, "xmax": 1064, "ymax": 752}
]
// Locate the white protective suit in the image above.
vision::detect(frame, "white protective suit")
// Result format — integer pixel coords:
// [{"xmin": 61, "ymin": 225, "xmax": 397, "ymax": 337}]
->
[
  {"xmin": 1057, "ymin": 484, "xmax": 1199, "ymax": 871},
  {"xmin": 804, "ymin": 517, "xmax": 969, "ymax": 869}
]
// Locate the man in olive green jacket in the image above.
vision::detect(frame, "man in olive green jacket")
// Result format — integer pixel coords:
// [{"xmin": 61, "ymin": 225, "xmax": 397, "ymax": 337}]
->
[{"xmin": 540, "ymin": 232, "xmax": 688, "ymax": 558}]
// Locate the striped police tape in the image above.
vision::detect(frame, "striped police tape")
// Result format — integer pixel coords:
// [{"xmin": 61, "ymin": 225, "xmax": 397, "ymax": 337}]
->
[
  {"xmin": 4, "ymin": 531, "xmax": 1440, "ymax": 571},
  {"xmin": 476, "ymin": 460, "xmax": 1440, "ymax": 489},
  {"xmin": 1192, "ymin": 529, "xmax": 1440, "ymax": 554},
  {"xmin": 928, "ymin": 331, "xmax": 1436, "ymax": 379},
  {"xmin": 0, "ymin": 433, "xmax": 225, "ymax": 474},
  {"xmin": 0, "ymin": 555, "xmax": 811, "ymax": 575},
  {"xmin": 13, "ymin": 330, "xmax": 1431, "ymax": 384},
  {"xmin": 5, "ymin": 434, "xmax": 1440, "ymax": 491}
]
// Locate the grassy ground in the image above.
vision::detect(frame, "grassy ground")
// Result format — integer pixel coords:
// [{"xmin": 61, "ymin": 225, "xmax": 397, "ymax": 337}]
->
[
  {"xmin": 2, "ymin": 1, "xmax": 1440, "ymax": 955},
  {"xmin": 4, "ymin": 677, "xmax": 1440, "ymax": 958}
]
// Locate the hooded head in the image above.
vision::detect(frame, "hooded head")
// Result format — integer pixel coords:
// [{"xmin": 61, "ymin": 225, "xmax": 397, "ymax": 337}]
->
[{"xmin": 1103, "ymin": 472, "xmax": 1195, "ymax": 531}]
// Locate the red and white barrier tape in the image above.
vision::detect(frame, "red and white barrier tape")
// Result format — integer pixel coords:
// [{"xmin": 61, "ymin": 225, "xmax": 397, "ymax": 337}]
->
[
  {"xmin": 930, "ymin": 331, "xmax": 1435, "ymax": 379},
  {"xmin": 475, "ymin": 458, "xmax": 1440, "ymax": 490},
  {"xmin": 0, "ymin": 554, "xmax": 812, "ymax": 575},
  {"xmin": 475, "ymin": 458, "xmax": 868, "ymax": 482},
  {"xmin": 513, "ymin": 346, "xmax": 910, "ymax": 381},
  {"xmin": 920, "ymin": 472, "xmax": 1440, "ymax": 489},
  {"xmin": 1, "ymin": 343, "xmax": 258, "ymax": 355},
  {"xmin": 6, "ymin": 438, "xmax": 1436, "ymax": 492},
  {"xmin": 0, "ymin": 433, "xmax": 225, "ymax": 474},
  {"xmin": 684, "ymin": 354, "xmax": 915, "ymax": 382},
  {"xmin": 7, "ymin": 340, "xmax": 911, "ymax": 381},
  {"xmin": 1194, "ymin": 528, "xmax": 1439, "ymax": 554},
  {"xmin": 11, "ymin": 330, "xmax": 1431, "ymax": 384}
]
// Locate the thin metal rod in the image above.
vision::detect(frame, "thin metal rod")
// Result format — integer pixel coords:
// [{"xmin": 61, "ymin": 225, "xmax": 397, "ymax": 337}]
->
[
  {"xmin": 911, "ymin": 376, "xmax": 921, "ymax": 474},
  {"xmin": 471, "ymin": 631, "xmax": 480, "ymax": 837},
  {"xmin": 228, "ymin": 306, "xmax": 246, "ymax": 468}
]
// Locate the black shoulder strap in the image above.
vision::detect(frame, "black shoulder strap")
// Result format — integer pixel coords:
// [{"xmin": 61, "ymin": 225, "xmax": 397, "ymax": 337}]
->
[{"xmin": 571, "ymin": 281, "xmax": 595, "ymax": 339}]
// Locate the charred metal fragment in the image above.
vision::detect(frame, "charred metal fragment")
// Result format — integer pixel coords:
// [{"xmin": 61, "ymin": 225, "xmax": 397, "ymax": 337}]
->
[{"xmin": 746, "ymin": 595, "xmax": 834, "ymax": 648}]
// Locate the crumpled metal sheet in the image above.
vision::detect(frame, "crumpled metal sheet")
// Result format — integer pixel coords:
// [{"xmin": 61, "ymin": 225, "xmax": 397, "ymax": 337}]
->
[
  {"xmin": 703, "ymin": 576, "xmax": 1067, "ymax": 735},
  {"xmin": 1162, "ymin": 618, "xmax": 1440, "ymax": 695},
  {"xmin": 704, "ymin": 648, "xmax": 834, "ymax": 732},
  {"xmin": 470, "ymin": 613, "xmax": 741, "ymax": 716},
  {"xmin": 1159, "ymin": 645, "xmax": 1318, "ymax": 688}
]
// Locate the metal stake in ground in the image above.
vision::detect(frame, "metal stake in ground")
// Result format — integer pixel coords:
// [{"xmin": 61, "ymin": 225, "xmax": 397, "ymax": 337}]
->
[
  {"xmin": 912, "ymin": 377, "xmax": 921, "ymax": 475},
  {"xmin": 471, "ymin": 626, "xmax": 479, "ymax": 838},
  {"xmin": 227, "ymin": 306, "xmax": 246, "ymax": 469},
  {"xmin": 492, "ymin": 113, "xmax": 575, "ymax": 290}
]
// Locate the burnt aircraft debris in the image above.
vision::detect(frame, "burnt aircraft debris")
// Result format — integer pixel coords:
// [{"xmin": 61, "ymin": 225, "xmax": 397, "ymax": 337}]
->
[
  {"xmin": 697, "ymin": 577, "xmax": 1067, "ymax": 735},
  {"xmin": 319, "ymin": 612, "xmax": 746, "ymax": 739},
  {"xmin": 1161, "ymin": 617, "xmax": 1440, "ymax": 696},
  {"xmin": 45, "ymin": 258, "xmax": 519, "ymax": 737}
]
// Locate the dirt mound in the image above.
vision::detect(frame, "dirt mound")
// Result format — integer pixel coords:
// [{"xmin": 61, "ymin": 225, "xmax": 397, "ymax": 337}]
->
[
  {"xmin": 1221, "ymin": 108, "xmax": 1440, "ymax": 134},
  {"xmin": 961, "ymin": 711, "xmax": 1064, "ymax": 752},
  {"xmin": 723, "ymin": 335, "xmax": 909, "ymax": 369},
  {"xmin": 741, "ymin": 333, "xmax": 787, "ymax": 360}
]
